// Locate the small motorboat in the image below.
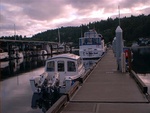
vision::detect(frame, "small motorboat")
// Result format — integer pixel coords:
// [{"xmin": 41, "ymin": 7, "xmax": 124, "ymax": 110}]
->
[{"xmin": 30, "ymin": 53, "xmax": 85, "ymax": 94}]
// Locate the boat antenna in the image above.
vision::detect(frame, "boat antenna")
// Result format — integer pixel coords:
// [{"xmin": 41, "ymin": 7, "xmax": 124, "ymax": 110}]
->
[
  {"xmin": 87, "ymin": 25, "xmax": 89, "ymax": 30},
  {"xmin": 14, "ymin": 24, "xmax": 16, "ymax": 40},
  {"xmin": 58, "ymin": 28, "xmax": 60, "ymax": 45},
  {"xmin": 93, "ymin": 22, "xmax": 95, "ymax": 30},
  {"xmin": 118, "ymin": 5, "xmax": 121, "ymax": 26},
  {"xmin": 80, "ymin": 25, "xmax": 83, "ymax": 37}
]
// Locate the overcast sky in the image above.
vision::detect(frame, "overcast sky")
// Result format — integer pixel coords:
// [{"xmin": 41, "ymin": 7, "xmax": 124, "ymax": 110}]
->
[{"xmin": 0, "ymin": 0, "xmax": 150, "ymax": 37}]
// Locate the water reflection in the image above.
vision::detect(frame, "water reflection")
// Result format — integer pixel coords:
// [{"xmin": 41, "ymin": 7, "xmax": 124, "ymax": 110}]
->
[
  {"xmin": 1, "ymin": 67, "xmax": 45, "ymax": 113},
  {"xmin": 31, "ymin": 92, "xmax": 60, "ymax": 113},
  {"xmin": 32, "ymin": 93, "xmax": 50, "ymax": 112},
  {"xmin": 83, "ymin": 59, "xmax": 98, "ymax": 70},
  {"xmin": 1, "ymin": 56, "xmax": 48, "ymax": 80},
  {"xmin": 131, "ymin": 47, "xmax": 150, "ymax": 74}
]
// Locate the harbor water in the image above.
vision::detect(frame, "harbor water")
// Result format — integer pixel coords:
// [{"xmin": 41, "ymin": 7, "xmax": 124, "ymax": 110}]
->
[{"xmin": 1, "ymin": 67, "xmax": 44, "ymax": 113}]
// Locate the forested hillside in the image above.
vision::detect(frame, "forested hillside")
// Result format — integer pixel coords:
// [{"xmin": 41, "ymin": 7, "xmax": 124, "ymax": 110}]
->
[{"xmin": 1, "ymin": 14, "xmax": 150, "ymax": 47}]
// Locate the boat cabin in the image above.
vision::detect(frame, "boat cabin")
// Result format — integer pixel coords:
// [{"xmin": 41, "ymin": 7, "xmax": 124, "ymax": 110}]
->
[
  {"xmin": 45, "ymin": 53, "xmax": 84, "ymax": 85},
  {"xmin": 79, "ymin": 29, "xmax": 105, "ymax": 59}
]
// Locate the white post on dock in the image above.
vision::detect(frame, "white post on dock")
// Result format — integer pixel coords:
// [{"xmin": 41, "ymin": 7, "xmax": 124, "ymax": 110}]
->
[
  {"xmin": 115, "ymin": 26, "xmax": 123, "ymax": 71},
  {"xmin": 121, "ymin": 52, "xmax": 126, "ymax": 72},
  {"xmin": 112, "ymin": 37, "xmax": 116, "ymax": 57}
]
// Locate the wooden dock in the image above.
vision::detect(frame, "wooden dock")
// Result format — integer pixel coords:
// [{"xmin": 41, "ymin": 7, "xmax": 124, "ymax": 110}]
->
[{"xmin": 48, "ymin": 49, "xmax": 150, "ymax": 113}]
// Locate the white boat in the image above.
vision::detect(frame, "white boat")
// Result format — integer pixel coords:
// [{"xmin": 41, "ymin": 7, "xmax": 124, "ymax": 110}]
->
[
  {"xmin": 38, "ymin": 50, "xmax": 48, "ymax": 56},
  {"xmin": 30, "ymin": 53, "xmax": 85, "ymax": 94},
  {"xmin": 0, "ymin": 52, "xmax": 8, "ymax": 61},
  {"xmin": 79, "ymin": 29, "xmax": 106, "ymax": 59},
  {"xmin": 58, "ymin": 44, "xmax": 65, "ymax": 53},
  {"xmin": 58, "ymin": 43, "xmax": 70, "ymax": 53},
  {"xmin": 0, "ymin": 49, "xmax": 9, "ymax": 61},
  {"xmin": 11, "ymin": 46, "xmax": 24, "ymax": 59}
]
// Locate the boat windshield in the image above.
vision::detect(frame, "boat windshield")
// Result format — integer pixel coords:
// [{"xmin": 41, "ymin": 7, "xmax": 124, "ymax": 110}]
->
[
  {"xmin": 46, "ymin": 61, "xmax": 55, "ymax": 71},
  {"xmin": 84, "ymin": 31, "xmax": 97, "ymax": 37},
  {"xmin": 79, "ymin": 38, "xmax": 101, "ymax": 46},
  {"xmin": 67, "ymin": 61, "xmax": 76, "ymax": 72},
  {"xmin": 57, "ymin": 61, "xmax": 65, "ymax": 72}
]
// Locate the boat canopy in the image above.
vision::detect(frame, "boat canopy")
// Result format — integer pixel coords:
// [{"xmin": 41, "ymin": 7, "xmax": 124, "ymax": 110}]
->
[{"xmin": 47, "ymin": 53, "xmax": 80, "ymax": 61}]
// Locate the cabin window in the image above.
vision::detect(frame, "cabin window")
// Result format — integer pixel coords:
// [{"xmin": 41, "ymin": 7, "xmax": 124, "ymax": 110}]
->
[
  {"xmin": 79, "ymin": 39, "xmax": 82, "ymax": 46},
  {"xmin": 92, "ymin": 38, "xmax": 99, "ymax": 44},
  {"xmin": 97, "ymin": 38, "xmax": 101, "ymax": 45},
  {"xmin": 57, "ymin": 61, "xmax": 64, "ymax": 72},
  {"xmin": 81, "ymin": 38, "xmax": 101, "ymax": 45},
  {"xmin": 47, "ymin": 61, "xmax": 55, "ymax": 71},
  {"xmin": 67, "ymin": 61, "xmax": 76, "ymax": 72}
]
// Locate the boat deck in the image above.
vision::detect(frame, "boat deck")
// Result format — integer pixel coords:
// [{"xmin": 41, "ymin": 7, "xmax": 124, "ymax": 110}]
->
[{"xmin": 60, "ymin": 49, "xmax": 150, "ymax": 113}]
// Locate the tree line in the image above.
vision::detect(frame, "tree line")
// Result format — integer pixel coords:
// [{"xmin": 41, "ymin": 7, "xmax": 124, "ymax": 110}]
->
[{"xmin": 1, "ymin": 14, "xmax": 150, "ymax": 47}]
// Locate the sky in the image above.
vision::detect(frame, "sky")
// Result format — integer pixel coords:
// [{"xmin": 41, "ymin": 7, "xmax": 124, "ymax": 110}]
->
[{"xmin": 0, "ymin": 0, "xmax": 150, "ymax": 37}]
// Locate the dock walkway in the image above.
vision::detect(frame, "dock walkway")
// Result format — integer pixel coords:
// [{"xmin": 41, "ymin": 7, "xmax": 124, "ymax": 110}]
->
[{"xmin": 61, "ymin": 49, "xmax": 150, "ymax": 113}]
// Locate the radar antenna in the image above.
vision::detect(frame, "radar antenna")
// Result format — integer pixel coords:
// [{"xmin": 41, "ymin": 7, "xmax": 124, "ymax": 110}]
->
[{"xmin": 118, "ymin": 5, "xmax": 121, "ymax": 26}]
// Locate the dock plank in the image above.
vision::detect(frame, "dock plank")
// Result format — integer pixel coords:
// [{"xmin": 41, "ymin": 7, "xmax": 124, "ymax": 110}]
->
[{"xmin": 62, "ymin": 103, "xmax": 150, "ymax": 113}]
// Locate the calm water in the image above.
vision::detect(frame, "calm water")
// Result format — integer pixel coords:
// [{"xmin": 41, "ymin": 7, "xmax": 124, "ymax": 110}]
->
[
  {"xmin": 131, "ymin": 47, "xmax": 150, "ymax": 93},
  {"xmin": 0, "ymin": 56, "xmax": 48, "ymax": 113},
  {"xmin": 1, "ymin": 56, "xmax": 47, "ymax": 80},
  {"xmin": 131, "ymin": 47, "xmax": 150, "ymax": 74},
  {"xmin": 1, "ymin": 67, "xmax": 44, "ymax": 113},
  {"xmin": 0, "ymin": 54, "xmax": 97, "ymax": 113}
]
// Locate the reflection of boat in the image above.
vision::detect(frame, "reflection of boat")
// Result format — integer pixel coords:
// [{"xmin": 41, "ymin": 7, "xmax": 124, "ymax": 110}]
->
[
  {"xmin": 31, "ymin": 92, "xmax": 59, "ymax": 113},
  {"xmin": 1, "ymin": 58, "xmax": 24, "ymax": 72},
  {"xmin": 38, "ymin": 50, "xmax": 48, "ymax": 56},
  {"xmin": 83, "ymin": 59, "xmax": 98, "ymax": 70},
  {"xmin": 30, "ymin": 53, "xmax": 85, "ymax": 94},
  {"xmin": 38, "ymin": 55, "xmax": 48, "ymax": 61},
  {"xmin": 13, "ymin": 58, "xmax": 24, "ymax": 72},
  {"xmin": 0, "ymin": 61, "xmax": 9, "ymax": 68},
  {"xmin": 79, "ymin": 29, "xmax": 106, "ymax": 59}
]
